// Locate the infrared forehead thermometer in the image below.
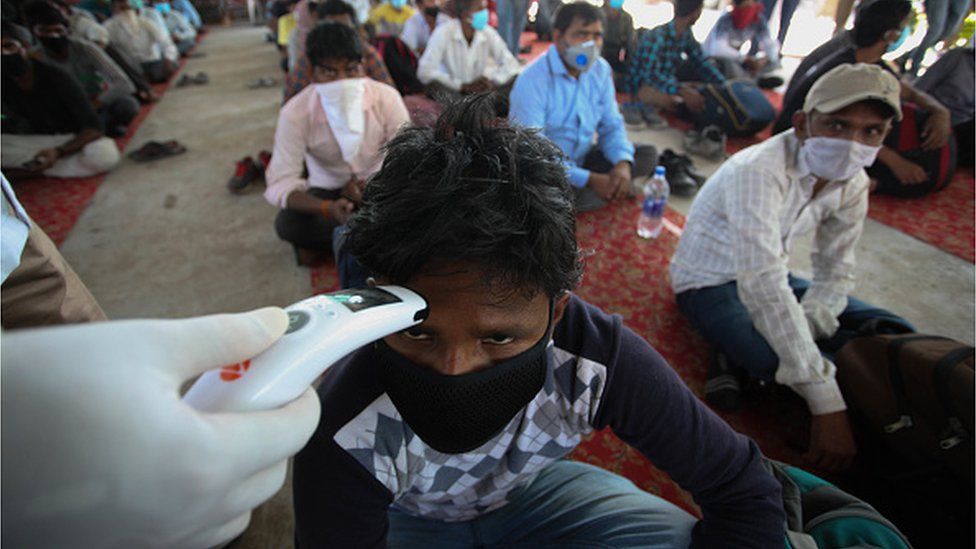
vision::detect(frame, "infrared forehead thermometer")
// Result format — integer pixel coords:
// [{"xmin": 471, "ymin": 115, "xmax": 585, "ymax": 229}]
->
[{"xmin": 183, "ymin": 286, "xmax": 428, "ymax": 412}]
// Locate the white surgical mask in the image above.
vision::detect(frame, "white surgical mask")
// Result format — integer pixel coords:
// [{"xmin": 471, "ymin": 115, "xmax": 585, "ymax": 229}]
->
[
  {"xmin": 800, "ymin": 133, "xmax": 881, "ymax": 182},
  {"xmin": 314, "ymin": 78, "xmax": 366, "ymax": 163}
]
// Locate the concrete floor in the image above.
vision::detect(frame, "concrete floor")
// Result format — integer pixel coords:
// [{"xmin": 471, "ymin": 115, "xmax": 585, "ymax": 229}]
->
[{"xmin": 57, "ymin": 21, "xmax": 974, "ymax": 549}]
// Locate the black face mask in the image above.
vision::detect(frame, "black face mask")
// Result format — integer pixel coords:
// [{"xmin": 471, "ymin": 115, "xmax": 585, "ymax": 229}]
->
[
  {"xmin": 379, "ymin": 301, "xmax": 554, "ymax": 454},
  {"xmin": 424, "ymin": 6, "xmax": 439, "ymax": 17},
  {"xmin": 39, "ymin": 35, "xmax": 70, "ymax": 54},
  {"xmin": 3, "ymin": 53, "xmax": 29, "ymax": 77}
]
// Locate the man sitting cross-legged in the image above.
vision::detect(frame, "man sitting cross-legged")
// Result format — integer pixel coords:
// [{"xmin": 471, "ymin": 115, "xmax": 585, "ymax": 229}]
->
[
  {"xmin": 671, "ymin": 64, "xmax": 915, "ymax": 474},
  {"xmin": 416, "ymin": 0, "xmax": 520, "ymax": 105},
  {"xmin": 292, "ymin": 94, "xmax": 785, "ymax": 548},
  {"xmin": 509, "ymin": 1, "xmax": 658, "ymax": 211},
  {"xmin": 265, "ymin": 22, "xmax": 408, "ymax": 265},
  {"xmin": 1, "ymin": 21, "xmax": 120, "ymax": 179},
  {"xmin": 25, "ymin": 0, "xmax": 141, "ymax": 137}
]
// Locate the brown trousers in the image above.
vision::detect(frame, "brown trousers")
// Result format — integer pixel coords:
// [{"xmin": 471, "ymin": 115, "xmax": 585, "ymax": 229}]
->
[{"xmin": 1, "ymin": 224, "xmax": 106, "ymax": 329}]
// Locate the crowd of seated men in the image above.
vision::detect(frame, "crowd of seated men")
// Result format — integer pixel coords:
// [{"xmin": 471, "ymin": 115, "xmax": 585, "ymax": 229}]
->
[{"xmin": 1, "ymin": 0, "xmax": 204, "ymax": 179}]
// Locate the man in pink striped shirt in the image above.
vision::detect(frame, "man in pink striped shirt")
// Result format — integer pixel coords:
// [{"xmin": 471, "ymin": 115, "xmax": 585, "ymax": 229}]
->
[{"xmin": 265, "ymin": 21, "xmax": 409, "ymax": 265}]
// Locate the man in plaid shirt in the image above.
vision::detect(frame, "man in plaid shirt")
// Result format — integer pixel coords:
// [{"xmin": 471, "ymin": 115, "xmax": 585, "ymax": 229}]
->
[{"xmin": 624, "ymin": 0, "xmax": 723, "ymax": 116}]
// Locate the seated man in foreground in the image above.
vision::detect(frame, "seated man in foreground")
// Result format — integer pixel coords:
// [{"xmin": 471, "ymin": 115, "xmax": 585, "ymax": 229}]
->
[
  {"xmin": 265, "ymin": 22, "xmax": 408, "ymax": 265},
  {"xmin": 510, "ymin": 2, "xmax": 660, "ymax": 210},
  {"xmin": 671, "ymin": 64, "xmax": 915, "ymax": 473},
  {"xmin": 416, "ymin": 0, "xmax": 520, "ymax": 103},
  {"xmin": 1, "ymin": 22, "xmax": 120, "ymax": 179},
  {"xmin": 292, "ymin": 95, "xmax": 785, "ymax": 547}
]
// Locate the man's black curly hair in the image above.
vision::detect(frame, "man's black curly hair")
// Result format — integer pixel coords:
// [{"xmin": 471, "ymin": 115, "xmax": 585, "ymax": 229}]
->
[
  {"xmin": 345, "ymin": 94, "xmax": 583, "ymax": 299},
  {"xmin": 306, "ymin": 21, "xmax": 362, "ymax": 67},
  {"xmin": 853, "ymin": 0, "xmax": 911, "ymax": 48}
]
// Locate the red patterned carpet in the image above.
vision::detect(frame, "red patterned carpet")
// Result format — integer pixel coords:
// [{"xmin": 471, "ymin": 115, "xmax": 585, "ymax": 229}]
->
[
  {"xmin": 867, "ymin": 168, "xmax": 975, "ymax": 263},
  {"xmin": 9, "ymin": 40, "xmax": 202, "ymax": 245}
]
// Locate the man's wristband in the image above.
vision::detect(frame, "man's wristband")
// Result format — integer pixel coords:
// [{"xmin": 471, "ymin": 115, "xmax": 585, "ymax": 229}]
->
[{"xmin": 320, "ymin": 199, "xmax": 333, "ymax": 219}]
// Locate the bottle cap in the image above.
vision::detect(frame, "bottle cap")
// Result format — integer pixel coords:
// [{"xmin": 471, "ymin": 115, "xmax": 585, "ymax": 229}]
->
[{"xmin": 654, "ymin": 166, "xmax": 666, "ymax": 176}]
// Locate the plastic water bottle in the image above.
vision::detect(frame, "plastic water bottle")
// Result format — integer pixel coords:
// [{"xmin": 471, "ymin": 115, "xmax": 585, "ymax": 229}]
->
[{"xmin": 637, "ymin": 166, "xmax": 669, "ymax": 239}]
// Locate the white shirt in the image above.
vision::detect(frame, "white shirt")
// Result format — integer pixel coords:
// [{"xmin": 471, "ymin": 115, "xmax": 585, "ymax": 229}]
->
[
  {"xmin": 1, "ymin": 174, "xmax": 31, "ymax": 283},
  {"xmin": 417, "ymin": 19, "xmax": 520, "ymax": 91},
  {"xmin": 104, "ymin": 12, "xmax": 178, "ymax": 63},
  {"xmin": 68, "ymin": 8, "xmax": 110, "ymax": 47},
  {"xmin": 670, "ymin": 130, "xmax": 869, "ymax": 415},
  {"xmin": 400, "ymin": 11, "xmax": 450, "ymax": 54}
]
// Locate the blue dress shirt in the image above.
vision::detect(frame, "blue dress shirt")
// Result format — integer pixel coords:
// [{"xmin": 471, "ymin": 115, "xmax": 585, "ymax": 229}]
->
[{"xmin": 509, "ymin": 45, "xmax": 635, "ymax": 188}]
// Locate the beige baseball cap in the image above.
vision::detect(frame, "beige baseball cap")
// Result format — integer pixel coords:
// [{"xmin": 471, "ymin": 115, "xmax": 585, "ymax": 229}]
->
[{"xmin": 803, "ymin": 63, "xmax": 902, "ymax": 120}]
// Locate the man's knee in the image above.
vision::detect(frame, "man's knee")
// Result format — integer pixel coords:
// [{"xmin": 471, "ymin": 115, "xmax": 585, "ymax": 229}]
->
[
  {"xmin": 111, "ymin": 95, "xmax": 141, "ymax": 125},
  {"xmin": 80, "ymin": 138, "xmax": 121, "ymax": 174}
]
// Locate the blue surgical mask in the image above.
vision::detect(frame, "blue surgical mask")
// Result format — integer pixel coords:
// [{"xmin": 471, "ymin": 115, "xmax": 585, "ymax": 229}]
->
[
  {"xmin": 887, "ymin": 25, "xmax": 910, "ymax": 52},
  {"xmin": 470, "ymin": 8, "xmax": 488, "ymax": 30},
  {"xmin": 562, "ymin": 39, "xmax": 598, "ymax": 72},
  {"xmin": 609, "ymin": 0, "xmax": 624, "ymax": 8},
  {"xmin": 154, "ymin": 2, "xmax": 171, "ymax": 13},
  {"xmin": 389, "ymin": 0, "xmax": 406, "ymax": 8}
]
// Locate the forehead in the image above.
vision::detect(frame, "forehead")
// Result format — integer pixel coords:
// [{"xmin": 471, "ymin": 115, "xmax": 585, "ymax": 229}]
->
[
  {"xmin": 401, "ymin": 263, "xmax": 547, "ymax": 320},
  {"xmin": 318, "ymin": 56, "xmax": 361, "ymax": 67},
  {"xmin": 565, "ymin": 16, "xmax": 603, "ymax": 34}
]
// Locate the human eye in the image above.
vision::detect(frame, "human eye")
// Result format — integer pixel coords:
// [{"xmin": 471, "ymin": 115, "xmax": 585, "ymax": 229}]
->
[
  {"xmin": 481, "ymin": 333, "xmax": 515, "ymax": 345},
  {"xmin": 400, "ymin": 328, "xmax": 432, "ymax": 341}
]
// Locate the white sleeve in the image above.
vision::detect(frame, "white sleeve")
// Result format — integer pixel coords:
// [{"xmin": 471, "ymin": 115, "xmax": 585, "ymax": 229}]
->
[
  {"xmin": 416, "ymin": 26, "xmax": 461, "ymax": 90},
  {"xmin": 483, "ymin": 27, "xmax": 520, "ymax": 84}
]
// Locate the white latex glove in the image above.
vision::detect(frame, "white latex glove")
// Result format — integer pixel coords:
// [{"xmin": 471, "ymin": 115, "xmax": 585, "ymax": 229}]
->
[
  {"xmin": 1, "ymin": 308, "xmax": 321, "ymax": 549},
  {"xmin": 802, "ymin": 300, "xmax": 840, "ymax": 341}
]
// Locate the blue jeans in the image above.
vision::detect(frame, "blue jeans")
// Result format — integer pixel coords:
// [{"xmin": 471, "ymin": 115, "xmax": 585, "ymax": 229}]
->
[
  {"xmin": 496, "ymin": 0, "xmax": 531, "ymax": 56},
  {"xmin": 388, "ymin": 460, "xmax": 696, "ymax": 548},
  {"xmin": 676, "ymin": 275, "xmax": 914, "ymax": 381}
]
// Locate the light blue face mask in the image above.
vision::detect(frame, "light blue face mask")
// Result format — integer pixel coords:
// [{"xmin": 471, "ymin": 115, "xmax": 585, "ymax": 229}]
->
[
  {"xmin": 154, "ymin": 2, "xmax": 171, "ymax": 13},
  {"xmin": 389, "ymin": 0, "xmax": 407, "ymax": 8},
  {"xmin": 470, "ymin": 8, "xmax": 488, "ymax": 30},
  {"xmin": 609, "ymin": 0, "xmax": 624, "ymax": 8},
  {"xmin": 887, "ymin": 25, "xmax": 910, "ymax": 52}
]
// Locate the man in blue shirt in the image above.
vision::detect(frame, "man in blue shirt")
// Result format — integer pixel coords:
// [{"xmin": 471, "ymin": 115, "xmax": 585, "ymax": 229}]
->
[
  {"xmin": 509, "ymin": 1, "xmax": 655, "ymax": 211},
  {"xmin": 625, "ymin": 0, "xmax": 724, "ymax": 116}
]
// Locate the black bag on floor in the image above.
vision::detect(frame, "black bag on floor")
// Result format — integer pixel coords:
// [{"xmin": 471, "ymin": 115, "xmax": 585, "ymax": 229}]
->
[
  {"xmin": 373, "ymin": 36, "xmax": 423, "ymax": 96},
  {"xmin": 691, "ymin": 80, "xmax": 775, "ymax": 137},
  {"xmin": 834, "ymin": 328, "xmax": 975, "ymax": 546},
  {"xmin": 866, "ymin": 102, "xmax": 958, "ymax": 198}
]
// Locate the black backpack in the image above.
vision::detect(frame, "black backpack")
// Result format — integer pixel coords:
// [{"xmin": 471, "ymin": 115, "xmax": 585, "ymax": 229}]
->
[{"xmin": 373, "ymin": 36, "xmax": 423, "ymax": 96}]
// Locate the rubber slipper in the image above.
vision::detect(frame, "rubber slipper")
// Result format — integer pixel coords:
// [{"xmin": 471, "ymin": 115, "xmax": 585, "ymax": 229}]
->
[
  {"xmin": 176, "ymin": 74, "xmax": 193, "ymax": 87},
  {"xmin": 193, "ymin": 72, "xmax": 209, "ymax": 85},
  {"xmin": 127, "ymin": 140, "xmax": 187, "ymax": 162}
]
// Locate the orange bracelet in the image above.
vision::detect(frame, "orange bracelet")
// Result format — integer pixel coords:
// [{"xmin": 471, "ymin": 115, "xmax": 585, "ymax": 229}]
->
[{"xmin": 320, "ymin": 199, "xmax": 333, "ymax": 219}]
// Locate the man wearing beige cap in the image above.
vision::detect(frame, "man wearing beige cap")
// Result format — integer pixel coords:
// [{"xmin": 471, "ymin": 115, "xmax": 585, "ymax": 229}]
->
[{"xmin": 670, "ymin": 63, "xmax": 915, "ymax": 473}]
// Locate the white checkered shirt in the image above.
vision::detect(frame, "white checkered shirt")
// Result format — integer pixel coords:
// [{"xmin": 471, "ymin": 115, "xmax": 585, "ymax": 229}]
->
[{"xmin": 670, "ymin": 130, "xmax": 869, "ymax": 414}]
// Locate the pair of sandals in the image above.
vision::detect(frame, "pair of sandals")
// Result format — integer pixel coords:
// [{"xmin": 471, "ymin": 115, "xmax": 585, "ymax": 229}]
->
[
  {"xmin": 127, "ymin": 140, "xmax": 187, "ymax": 162},
  {"xmin": 176, "ymin": 72, "xmax": 209, "ymax": 87}
]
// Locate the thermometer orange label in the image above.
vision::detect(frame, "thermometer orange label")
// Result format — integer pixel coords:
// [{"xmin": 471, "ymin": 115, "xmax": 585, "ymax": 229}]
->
[{"xmin": 219, "ymin": 360, "xmax": 251, "ymax": 382}]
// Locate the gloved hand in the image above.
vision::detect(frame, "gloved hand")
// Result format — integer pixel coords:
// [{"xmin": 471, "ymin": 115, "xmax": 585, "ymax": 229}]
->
[
  {"xmin": 1, "ymin": 308, "xmax": 321, "ymax": 549},
  {"xmin": 802, "ymin": 300, "xmax": 840, "ymax": 341}
]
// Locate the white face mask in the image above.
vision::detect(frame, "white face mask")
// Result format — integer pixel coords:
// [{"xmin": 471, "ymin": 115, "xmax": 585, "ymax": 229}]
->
[
  {"xmin": 800, "ymin": 133, "xmax": 881, "ymax": 182},
  {"xmin": 314, "ymin": 78, "xmax": 366, "ymax": 163}
]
